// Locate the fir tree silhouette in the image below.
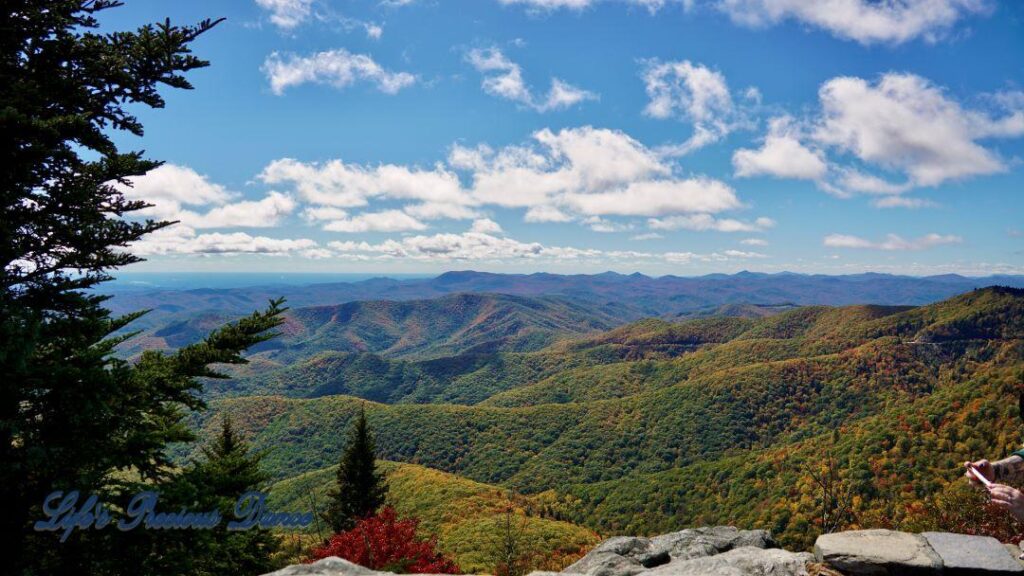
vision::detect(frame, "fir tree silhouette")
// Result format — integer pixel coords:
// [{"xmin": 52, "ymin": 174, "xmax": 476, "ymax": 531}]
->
[{"xmin": 324, "ymin": 406, "xmax": 389, "ymax": 533}]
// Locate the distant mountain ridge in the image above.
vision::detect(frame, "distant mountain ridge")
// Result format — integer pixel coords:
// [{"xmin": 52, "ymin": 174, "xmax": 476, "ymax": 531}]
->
[
  {"xmin": 265, "ymin": 292, "xmax": 632, "ymax": 361},
  {"xmin": 105, "ymin": 271, "xmax": 1024, "ymax": 330},
  {"xmin": 118, "ymin": 292, "xmax": 633, "ymax": 362}
]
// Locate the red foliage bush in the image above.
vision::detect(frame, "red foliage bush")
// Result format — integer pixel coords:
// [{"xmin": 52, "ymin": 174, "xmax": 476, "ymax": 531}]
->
[{"xmin": 309, "ymin": 507, "xmax": 461, "ymax": 574}]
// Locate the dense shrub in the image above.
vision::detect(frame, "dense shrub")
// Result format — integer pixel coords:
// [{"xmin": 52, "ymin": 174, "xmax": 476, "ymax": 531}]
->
[{"xmin": 310, "ymin": 507, "xmax": 461, "ymax": 574}]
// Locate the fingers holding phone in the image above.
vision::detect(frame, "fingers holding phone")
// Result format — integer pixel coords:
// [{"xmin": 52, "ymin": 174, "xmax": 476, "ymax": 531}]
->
[{"xmin": 965, "ymin": 460, "xmax": 994, "ymax": 486}]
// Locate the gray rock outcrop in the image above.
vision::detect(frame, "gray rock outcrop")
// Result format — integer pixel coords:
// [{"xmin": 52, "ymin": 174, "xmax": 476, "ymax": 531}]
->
[
  {"xmin": 264, "ymin": 557, "xmax": 387, "ymax": 576},
  {"xmin": 562, "ymin": 526, "xmax": 809, "ymax": 576},
  {"xmin": 261, "ymin": 527, "xmax": 1024, "ymax": 576},
  {"xmin": 643, "ymin": 547, "xmax": 814, "ymax": 576},
  {"xmin": 814, "ymin": 529, "xmax": 1024, "ymax": 575},
  {"xmin": 814, "ymin": 529, "xmax": 943, "ymax": 574},
  {"xmin": 923, "ymin": 532, "xmax": 1024, "ymax": 575}
]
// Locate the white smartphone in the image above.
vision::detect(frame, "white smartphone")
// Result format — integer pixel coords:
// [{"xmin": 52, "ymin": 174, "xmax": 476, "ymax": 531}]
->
[{"xmin": 966, "ymin": 464, "xmax": 993, "ymax": 488}]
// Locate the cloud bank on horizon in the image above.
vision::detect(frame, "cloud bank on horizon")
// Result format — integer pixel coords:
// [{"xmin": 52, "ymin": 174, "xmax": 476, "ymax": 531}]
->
[{"xmin": 107, "ymin": 0, "xmax": 1023, "ymax": 275}]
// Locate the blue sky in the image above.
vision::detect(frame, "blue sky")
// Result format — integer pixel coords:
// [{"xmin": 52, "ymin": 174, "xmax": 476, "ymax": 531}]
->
[{"xmin": 103, "ymin": 0, "xmax": 1024, "ymax": 276}]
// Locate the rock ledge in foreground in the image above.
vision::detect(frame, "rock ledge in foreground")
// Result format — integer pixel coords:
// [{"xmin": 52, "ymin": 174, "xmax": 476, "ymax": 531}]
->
[
  {"xmin": 561, "ymin": 526, "xmax": 810, "ymax": 576},
  {"xmin": 815, "ymin": 529, "xmax": 1024, "ymax": 575},
  {"xmin": 263, "ymin": 527, "xmax": 1024, "ymax": 576}
]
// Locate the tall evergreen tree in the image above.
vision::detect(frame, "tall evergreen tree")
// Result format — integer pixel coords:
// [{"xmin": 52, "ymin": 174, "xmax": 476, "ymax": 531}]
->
[
  {"xmin": 0, "ymin": 2, "xmax": 293, "ymax": 574},
  {"xmin": 324, "ymin": 408, "xmax": 389, "ymax": 533},
  {"xmin": 22, "ymin": 301, "xmax": 288, "ymax": 576},
  {"xmin": 198, "ymin": 415, "xmax": 267, "ymax": 492},
  {"xmin": 185, "ymin": 415, "xmax": 281, "ymax": 576}
]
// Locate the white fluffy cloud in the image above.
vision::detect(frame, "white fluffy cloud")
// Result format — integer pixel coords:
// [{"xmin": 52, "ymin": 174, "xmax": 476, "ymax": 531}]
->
[
  {"xmin": 262, "ymin": 49, "xmax": 415, "ymax": 95},
  {"xmin": 663, "ymin": 249, "xmax": 766, "ymax": 263},
  {"xmin": 466, "ymin": 47, "xmax": 597, "ymax": 112},
  {"xmin": 467, "ymin": 48, "xmax": 531, "ymax": 103},
  {"xmin": 330, "ymin": 231, "xmax": 562, "ymax": 261},
  {"xmin": 732, "ymin": 116, "xmax": 827, "ymax": 180},
  {"xmin": 261, "ymin": 127, "xmax": 753, "ymax": 232},
  {"xmin": 120, "ymin": 164, "xmax": 295, "ymax": 228},
  {"xmin": 630, "ymin": 232, "xmax": 663, "ymax": 241},
  {"xmin": 255, "ymin": 0, "xmax": 384, "ymax": 38},
  {"xmin": 717, "ymin": 0, "xmax": 991, "ymax": 45},
  {"xmin": 132, "ymin": 225, "xmax": 319, "ymax": 256},
  {"xmin": 735, "ymin": 73, "xmax": 1024, "ymax": 210},
  {"xmin": 121, "ymin": 164, "xmax": 233, "ymax": 215},
  {"xmin": 497, "ymin": 0, "xmax": 684, "ymax": 12},
  {"xmin": 336, "ymin": 16, "xmax": 385, "ymax": 39},
  {"xmin": 470, "ymin": 218, "xmax": 504, "ymax": 234},
  {"xmin": 456, "ymin": 126, "xmax": 745, "ymax": 220},
  {"xmin": 256, "ymin": 0, "xmax": 313, "ymax": 30},
  {"xmin": 322, "ymin": 210, "xmax": 428, "ymax": 233},
  {"xmin": 832, "ymin": 169, "xmax": 911, "ymax": 196},
  {"xmin": 543, "ymin": 79, "xmax": 598, "ymax": 111},
  {"xmin": 648, "ymin": 215, "xmax": 775, "ymax": 232},
  {"xmin": 814, "ymin": 73, "xmax": 1023, "ymax": 187},
  {"xmin": 871, "ymin": 196, "xmax": 938, "ymax": 209},
  {"xmin": 327, "ymin": 227, "xmax": 767, "ymax": 263},
  {"xmin": 302, "ymin": 206, "xmax": 350, "ymax": 222},
  {"xmin": 499, "ymin": 0, "xmax": 596, "ymax": 8},
  {"xmin": 259, "ymin": 158, "xmax": 470, "ymax": 208},
  {"xmin": 524, "ymin": 205, "xmax": 574, "ymax": 223},
  {"xmin": 403, "ymin": 202, "xmax": 480, "ymax": 221},
  {"xmin": 178, "ymin": 192, "xmax": 296, "ymax": 229},
  {"xmin": 135, "ymin": 125, "xmax": 770, "ymax": 254},
  {"xmin": 118, "ymin": 166, "xmax": 307, "ymax": 258},
  {"xmin": 584, "ymin": 216, "xmax": 633, "ymax": 233},
  {"xmin": 642, "ymin": 60, "xmax": 756, "ymax": 155},
  {"xmin": 259, "ymin": 157, "xmax": 481, "ymax": 232},
  {"xmin": 117, "ymin": 128, "xmax": 787, "ymax": 261},
  {"xmin": 262, "ymin": 127, "xmax": 754, "ymax": 233},
  {"xmin": 643, "ymin": 60, "xmax": 731, "ymax": 122},
  {"xmin": 823, "ymin": 233, "xmax": 962, "ymax": 251},
  {"xmin": 397, "ymin": 0, "xmax": 686, "ymax": 9},
  {"xmin": 562, "ymin": 178, "xmax": 739, "ymax": 216}
]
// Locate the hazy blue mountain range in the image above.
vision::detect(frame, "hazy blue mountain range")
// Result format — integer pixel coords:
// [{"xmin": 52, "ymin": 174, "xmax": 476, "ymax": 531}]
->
[{"xmin": 106, "ymin": 270, "xmax": 1024, "ymax": 330}]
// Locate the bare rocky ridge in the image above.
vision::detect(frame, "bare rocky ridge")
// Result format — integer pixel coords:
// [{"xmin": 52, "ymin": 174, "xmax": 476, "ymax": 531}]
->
[{"xmin": 263, "ymin": 527, "xmax": 1024, "ymax": 576}]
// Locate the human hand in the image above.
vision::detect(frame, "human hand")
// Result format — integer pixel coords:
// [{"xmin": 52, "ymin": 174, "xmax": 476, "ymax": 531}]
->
[
  {"xmin": 965, "ymin": 460, "xmax": 994, "ymax": 486},
  {"xmin": 988, "ymin": 484, "xmax": 1024, "ymax": 522}
]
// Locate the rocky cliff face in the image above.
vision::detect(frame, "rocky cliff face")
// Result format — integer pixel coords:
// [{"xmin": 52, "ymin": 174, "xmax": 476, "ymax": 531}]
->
[{"xmin": 263, "ymin": 527, "xmax": 1024, "ymax": 576}]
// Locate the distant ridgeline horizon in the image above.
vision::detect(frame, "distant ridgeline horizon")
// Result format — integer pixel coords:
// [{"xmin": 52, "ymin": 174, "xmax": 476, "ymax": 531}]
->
[
  {"xmin": 103, "ymin": 269, "xmax": 1024, "ymax": 312},
  {"xmin": 103, "ymin": 268, "xmax": 1024, "ymax": 290}
]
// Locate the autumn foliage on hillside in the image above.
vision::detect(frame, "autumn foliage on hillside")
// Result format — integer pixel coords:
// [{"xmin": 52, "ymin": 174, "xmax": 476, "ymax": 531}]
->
[
  {"xmin": 216, "ymin": 287, "xmax": 1024, "ymax": 551},
  {"xmin": 309, "ymin": 507, "xmax": 461, "ymax": 574}
]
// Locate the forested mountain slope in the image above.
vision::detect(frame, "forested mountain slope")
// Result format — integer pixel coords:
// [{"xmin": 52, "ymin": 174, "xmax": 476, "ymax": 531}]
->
[
  {"xmin": 196, "ymin": 287, "xmax": 1024, "ymax": 550},
  {"xmin": 120, "ymin": 292, "xmax": 632, "ymax": 360},
  {"xmin": 190, "ymin": 300, "xmax": 797, "ymax": 404},
  {"xmin": 267, "ymin": 461, "xmax": 598, "ymax": 573}
]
